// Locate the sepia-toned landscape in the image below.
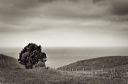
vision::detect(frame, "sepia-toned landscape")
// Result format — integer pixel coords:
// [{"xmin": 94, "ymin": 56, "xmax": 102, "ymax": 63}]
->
[
  {"xmin": 0, "ymin": 47, "xmax": 128, "ymax": 84},
  {"xmin": 0, "ymin": 0, "xmax": 128, "ymax": 84}
]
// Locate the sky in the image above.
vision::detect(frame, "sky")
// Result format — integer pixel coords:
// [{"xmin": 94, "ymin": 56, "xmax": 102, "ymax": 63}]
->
[{"xmin": 0, "ymin": 0, "xmax": 128, "ymax": 48}]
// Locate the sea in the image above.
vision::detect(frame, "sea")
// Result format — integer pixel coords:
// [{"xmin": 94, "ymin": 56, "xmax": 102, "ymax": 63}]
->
[{"xmin": 0, "ymin": 47, "xmax": 128, "ymax": 68}]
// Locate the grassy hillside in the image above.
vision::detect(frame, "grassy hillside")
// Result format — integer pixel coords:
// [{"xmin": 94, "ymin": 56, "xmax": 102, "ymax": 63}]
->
[
  {"xmin": 0, "ymin": 54, "xmax": 19, "ymax": 68},
  {"xmin": 0, "ymin": 54, "xmax": 73, "ymax": 84},
  {"xmin": 57, "ymin": 56, "xmax": 128, "ymax": 71},
  {"xmin": 0, "ymin": 54, "xmax": 88, "ymax": 84},
  {"xmin": 0, "ymin": 54, "xmax": 128, "ymax": 84}
]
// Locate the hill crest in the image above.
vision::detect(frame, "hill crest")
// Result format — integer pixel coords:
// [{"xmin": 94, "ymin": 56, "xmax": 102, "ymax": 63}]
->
[
  {"xmin": 57, "ymin": 56, "xmax": 128, "ymax": 70},
  {"xmin": 0, "ymin": 54, "xmax": 19, "ymax": 68}
]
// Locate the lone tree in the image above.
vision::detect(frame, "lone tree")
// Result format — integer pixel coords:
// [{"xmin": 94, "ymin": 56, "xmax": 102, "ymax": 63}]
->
[{"xmin": 18, "ymin": 43, "xmax": 47, "ymax": 69}]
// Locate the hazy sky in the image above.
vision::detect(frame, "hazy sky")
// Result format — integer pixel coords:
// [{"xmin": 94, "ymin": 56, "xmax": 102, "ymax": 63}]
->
[{"xmin": 0, "ymin": 0, "xmax": 128, "ymax": 47}]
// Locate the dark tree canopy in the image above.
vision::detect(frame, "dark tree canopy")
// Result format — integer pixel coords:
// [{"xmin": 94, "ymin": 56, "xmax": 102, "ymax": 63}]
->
[{"xmin": 18, "ymin": 43, "xmax": 47, "ymax": 69}]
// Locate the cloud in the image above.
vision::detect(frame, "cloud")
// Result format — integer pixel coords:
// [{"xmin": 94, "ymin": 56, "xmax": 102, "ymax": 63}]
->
[
  {"xmin": 0, "ymin": 0, "xmax": 109, "ymax": 33},
  {"xmin": 0, "ymin": 0, "xmax": 57, "ymax": 32},
  {"xmin": 0, "ymin": 0, "xmax": 53, "ymax": 22},
  {"xmin": 93, "ymin": 0, "xmax": 128, "ymax": 21},
  {"xmin": 0, "ymin": 0, "xmax": 108, "ymax": 21},
  {"xmin": 0, "ymin": 0, "xmax": 128, "ymax": 48},
  {"xmin": 94, "ymin": 0, "xmax": 128, "ymax": 15},
  {"xmin": 0, "ymin": 0, "xmax": 128, "ymax": 33},
  {"xmin": 110, "ymin": 0, "xmax": 128, "ymax": 15}
]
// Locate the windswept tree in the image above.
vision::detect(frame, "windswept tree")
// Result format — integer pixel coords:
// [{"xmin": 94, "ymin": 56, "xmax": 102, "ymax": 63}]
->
[{"xmin": 18, "ymin": 43, "xmax": 47, "ymax": 69}]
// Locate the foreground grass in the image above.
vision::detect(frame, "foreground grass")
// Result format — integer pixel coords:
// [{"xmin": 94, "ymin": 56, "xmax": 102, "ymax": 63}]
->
[{"xmin": 0, "ymin": 67, "xmax": 128, "ymax": 84}]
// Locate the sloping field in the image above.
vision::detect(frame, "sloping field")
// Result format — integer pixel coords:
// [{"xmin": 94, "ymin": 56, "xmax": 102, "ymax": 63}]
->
[
  {"xmin": 58, "ymin": 56, "xmax": 128, "ymax": 71},
  {"xmin": 0, "ymin": 54, "xmax": 128, "ymax": 84}
]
